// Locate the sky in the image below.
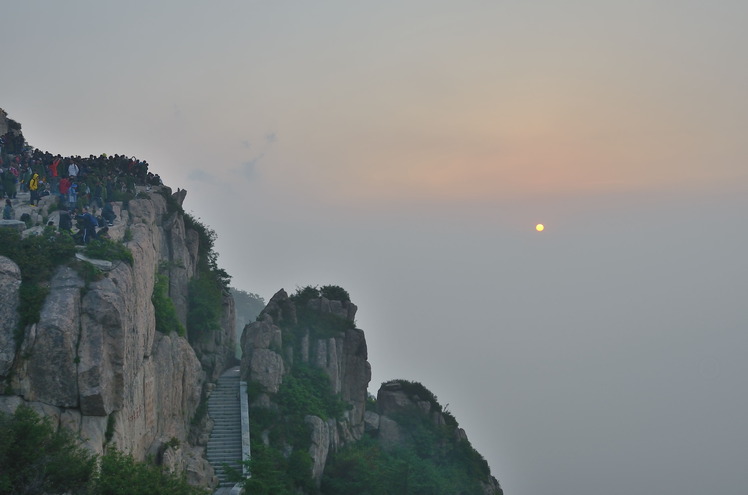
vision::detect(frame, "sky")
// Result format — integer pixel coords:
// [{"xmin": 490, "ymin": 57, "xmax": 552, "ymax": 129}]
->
[{"xmin": 3, "ymin": 2, "xmax": 748, "ymax": 494}]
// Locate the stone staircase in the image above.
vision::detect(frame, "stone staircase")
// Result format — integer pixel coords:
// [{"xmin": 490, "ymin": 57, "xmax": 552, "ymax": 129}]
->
[{"xmin": 207, "ymin": 367, "xmax": 243, "ymax": 492}]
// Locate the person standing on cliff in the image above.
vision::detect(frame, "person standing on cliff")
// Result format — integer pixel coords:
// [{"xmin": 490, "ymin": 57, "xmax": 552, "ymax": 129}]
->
[
  {"xmin": 58, "ymin": 207, "xmax": 72, "ymax": 232},
  {"xmin": 76, "ymin": 206, "xmax": 97, "ymax": 244},
  {"xmin": 2, "ymin": 199, "xmax": 13, "ymax": 220},
  {"xmin": 68, "ymin": 160, "xmax": 79, "ymax": 179},
  {"xmin": 48, "ymin": 156, "xmax": 60, "ymax": 196},
  {"xmin": 28, "ymin": 172, "xmax": 39, "ymax": 206},
  {"xmin": 58, "ymin": 175, "xmax": 71, "ymax": 206},
  {"xmin": 68, "ymin": 181, "xmax": 78, "ymax": 208}
]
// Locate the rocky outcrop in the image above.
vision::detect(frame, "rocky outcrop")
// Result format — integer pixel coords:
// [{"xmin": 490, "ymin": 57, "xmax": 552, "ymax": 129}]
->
[
  {"xmin": 368, "ymin": 380, "xmax": 503, "ymax": 495},
  {"xmin": 0, "ymin": 189, "xmax": 235, "ymax": 488},
  {"xmin": 240, "ymin": 318, "xmax": 284, "ymax": 394},
  {"xmin": 240, "ymin": 289, "xmax": 371, "ymax": 486},
  {"xmin": 0, "ymin": 107, "xmax": 8, "ymax": 135},
  {"xmin": 191, "ymin": 291, "xmax": 237, "ymax": 383}
]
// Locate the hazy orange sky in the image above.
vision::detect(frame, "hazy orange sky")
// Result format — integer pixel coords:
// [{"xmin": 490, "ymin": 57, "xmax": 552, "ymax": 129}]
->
[{"xmin": 4, "ymin": 2, "xmax": 748, "ymax": 494}]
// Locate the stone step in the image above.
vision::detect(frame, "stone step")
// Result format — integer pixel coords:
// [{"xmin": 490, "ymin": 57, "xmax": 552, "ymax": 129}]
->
[{"xmin": 207, "ymin": 367, "xmax": 246, "ymax": 495}]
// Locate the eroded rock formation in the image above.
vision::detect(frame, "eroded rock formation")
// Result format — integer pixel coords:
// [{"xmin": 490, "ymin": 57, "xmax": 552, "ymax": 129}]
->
[{"xmin": 240, "ymin": 289, "xmax": 372, "ymax": 485}]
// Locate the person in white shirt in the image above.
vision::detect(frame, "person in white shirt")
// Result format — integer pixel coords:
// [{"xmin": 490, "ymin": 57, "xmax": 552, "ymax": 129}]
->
[{"xmin": 68, "ymin": 161, "xmax": 79, "ymax": 178}]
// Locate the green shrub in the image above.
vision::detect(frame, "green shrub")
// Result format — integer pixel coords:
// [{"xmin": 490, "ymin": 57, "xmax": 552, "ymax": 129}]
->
[
  {"xmin": 92, "ymin": 449, "xmax": 207, "ymax": 495},
  {"xmin": 0, "ymin": 227, "xmax": 76, "ymax": 344},
  {"xmin": 110, "ymin": 190, "xmax": 134, "ymax": 204},
  {"xmin": 291, "ymin": 304, "xmax": 355, "ymax": 342},
  {"xmin": 153, "ymin": 274, "xmax": 186, "ymax": 336},
  {"xmin": 105, "ymin": 414, "xmax": 116, "ymax": 444},
  {"xmin": 183, "ymin": 214, "xmax": 231, "ymax": 344},
  {"xmin": 241, "ymin": 444, "xmax": 304, "ymax": 495},
  {"xmin": 277, "ymin": 363, "xmax": 349, "ymax": 423},
  {"xmin": 18, "ymin": 282, "xmax": 49, "ymax": 329},
  {"xmin": 187, "ymin": 275, "xmax": 223, "ymax": 341},
  {"xmin": 72, "ymin": 259, "xmax": 104, "ymax": 285},
  {"xmin": 0, "ymin": 406, "xmax": 96, "ymax": 495},
  {"xmin": 320, "ymin": 285, "xmax": 350, "ymax": 302},
  {"xmin": 321, "ymin": 434, "xmax": 489, "ymax": 495},
  {"xmin": 290, "ymin": 285, "xmax": 320, "ymax": 305},
  {"xmin": 84, "ymin": 238, "xmax": 134, "ymax": 265}
]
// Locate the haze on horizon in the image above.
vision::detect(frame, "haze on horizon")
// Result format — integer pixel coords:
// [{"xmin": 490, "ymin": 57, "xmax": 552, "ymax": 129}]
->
[{"xmin": 3, "ymin": 2, "xmax": 747, "ymax": 494}]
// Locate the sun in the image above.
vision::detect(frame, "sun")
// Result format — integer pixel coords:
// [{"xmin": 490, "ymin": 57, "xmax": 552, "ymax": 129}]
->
[{"xmin": 535, "ymin": 224, "xmax": 545, "ymax": 232}]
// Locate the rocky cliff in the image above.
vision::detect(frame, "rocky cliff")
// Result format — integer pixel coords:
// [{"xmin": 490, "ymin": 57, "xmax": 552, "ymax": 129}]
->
[
  {"xmin": 241, "ymin": 290, "xmax": 370, "ymax": 464},
  {"xmin": 241, "ymin": 288, "xmax": 503, "ymax": 494},
  {"xmin": 0, "ymin": 189, "xmax": 236, "ymax": 486}
]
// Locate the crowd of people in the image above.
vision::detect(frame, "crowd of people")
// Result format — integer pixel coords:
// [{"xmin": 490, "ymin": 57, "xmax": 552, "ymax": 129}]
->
[{"xmin": 1, "ymin": 143, "xmax": 165, "ymax": 244}]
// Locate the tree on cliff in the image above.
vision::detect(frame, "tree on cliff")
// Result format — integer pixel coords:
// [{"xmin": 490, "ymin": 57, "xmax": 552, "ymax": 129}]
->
[
  {"xmin": 0, "ymin": 406, "xmax": 95, "ymax": 494},
  {"xmin": 0, "ymin": 406, "xmax": 208, "ymax": 495}
]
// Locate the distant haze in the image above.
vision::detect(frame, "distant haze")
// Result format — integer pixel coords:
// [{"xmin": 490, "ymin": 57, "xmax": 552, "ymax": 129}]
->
[{"xmin": 3, "ymin": 2, "xmax": 748, "ymax": 494}]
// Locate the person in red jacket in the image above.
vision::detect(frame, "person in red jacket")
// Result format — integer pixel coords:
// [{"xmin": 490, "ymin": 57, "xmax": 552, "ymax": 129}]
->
[
  {"xmin": 48, "ymin": 156, "xmax": 61, "ymax": 194},
  {"xmin": 59, "ymin": 176, "xmax": 72, "ymax": 206}
]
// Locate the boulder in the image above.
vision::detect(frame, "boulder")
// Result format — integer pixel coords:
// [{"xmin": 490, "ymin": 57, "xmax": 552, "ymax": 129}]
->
[
  {"xmin": 0, "ymin": 219, "xmax": 26, "ymax": 232},
  {"xmin": 376, "ymin": 381, "xmax": 413, "ymax": 417},
  {"xmin": 244, "ymin": 348, "xmax": 284, "ymax": 394}
]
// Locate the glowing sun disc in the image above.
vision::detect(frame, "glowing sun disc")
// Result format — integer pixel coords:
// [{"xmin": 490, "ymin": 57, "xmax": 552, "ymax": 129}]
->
[{"xmin": 535, "ymin": 224, "xmax": 545, "ymax": 232}]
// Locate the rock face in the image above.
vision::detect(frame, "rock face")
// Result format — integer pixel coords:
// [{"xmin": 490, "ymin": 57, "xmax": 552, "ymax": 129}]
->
[
  {"xmin": 0, "ymin": 189, "xmax": 235, "ymax": 487},
  {"xmin": 0, "ymin": 107, "xmax": 9, "ymax": 136},
  {"xmin": 240, "ymin": 289, "xmax": 372, "ymax": 485},
  {"xmin": 371, "ymin": 380, "xmax": 504, "ymax": 495},
  {"xmin": 0, "ymin": 256, "xmax": 21, "ymax": 376}
]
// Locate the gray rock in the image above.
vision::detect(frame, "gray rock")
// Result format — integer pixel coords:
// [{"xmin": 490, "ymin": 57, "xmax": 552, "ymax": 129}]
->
[
  {"xmin": 25, "ymin": 267, "xmax": 84, "ymax": 407},
  {"xmin": 0, "ymin": 256, "xmax": 21, "ymax": 376},
  {"xmin": 78, "ymin": 276, "xmax": 128, "ymax": 416},
  {"xmin": 0, "ymin": 395, "xmax": 23, "ymax": 415},
  {"xmin": 0, "ymin": 219, "xmax": 26, "ymax": 231},
  {"xmin": 306, "ymin": 415, "xmax": 330, "ymax": 485},
  {"xmin": 60, "ymin": 408, "xmax": 83, "ymax": 434},
  {"xmin": 378, "ymin": 415, "xmax": 403, "ymax": 449},
  {"xmin": 364, "ymin": 410, "xmax": 380, "ymax": 432},
  {"xmin": 259, "ymin": 289, "xmax": 296, "ymax": 326},
  {"xmin": 80, "ymin": 415, "xmax": 108, "ymax": 455},
  {"xmin": 245, "ymin": 348, "xmax": 284, "ymax": 393},
  {"xmin": 75, "ymin": 252, "xmax": 113, "ymax": 270},
  {"xmin": 28, "ymin": 401, "xmax": 62, "ymax": 426},
  {"xmin": 376, "ymin": 382, "xmax": 412, "ymax": 417},
  {"xmin": 242, "ymin": 319, "xmax": 282, "ymax": 351}
]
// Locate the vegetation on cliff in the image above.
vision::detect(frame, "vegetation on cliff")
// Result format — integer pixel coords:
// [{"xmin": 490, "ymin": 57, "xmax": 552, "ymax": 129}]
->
[
  {"xmin": 240, "ymin": 286, "xmax": 354, "ymax": 494},
  {"xmin": 183, "ymin": 213, "xmax": 231, "ymax": 342},
  {"xmin": 153, "ymin": 273, "xmax": 186, "ymax": 336},
  {"xmin": 321, "ymin": 379, "xmax": 493, "ymax": 495},
  {"xmin": 0, "ymin": 227, "xmax": 76, "ymax": 342},
  {"xmin": 0, "ymin": 406, "xmax": 206, "ymax": 495},
  {"xmin": 242, "ymin": 286, "xmax": 499, "ymax": 495}
]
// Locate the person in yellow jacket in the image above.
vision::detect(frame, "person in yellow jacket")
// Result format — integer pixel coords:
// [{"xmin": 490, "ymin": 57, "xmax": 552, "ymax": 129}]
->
[{"xmin": 29, "ymin": 173, "xmax": 40, "ymax": 206}]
